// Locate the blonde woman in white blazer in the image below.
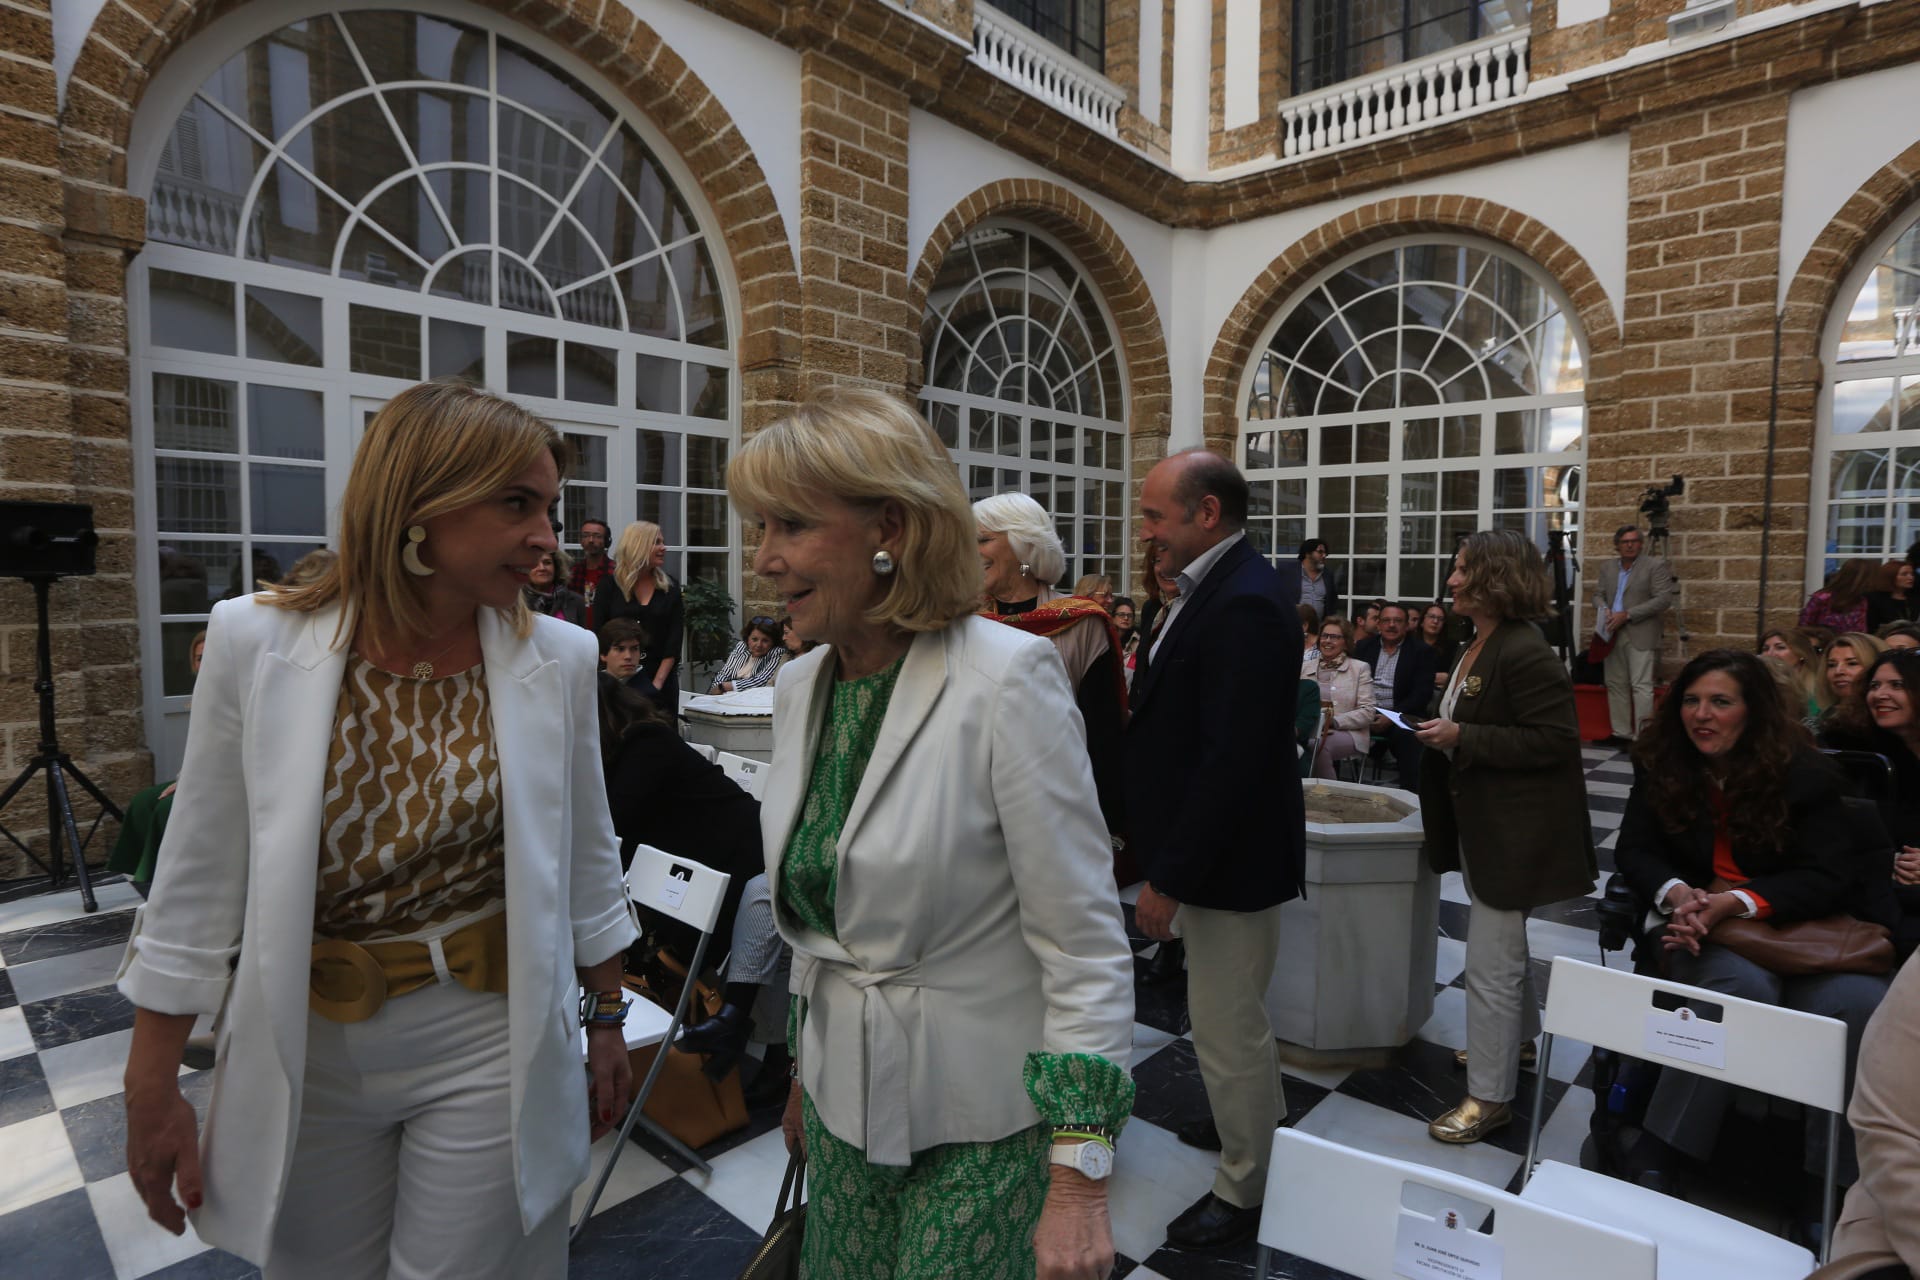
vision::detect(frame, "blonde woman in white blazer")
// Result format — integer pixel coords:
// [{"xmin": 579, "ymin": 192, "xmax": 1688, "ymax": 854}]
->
[
  {"xmin": 117, "ymin": 383, "xmax": 637, "ymax": 1277},
  {"xmin": 730, "ymin": 388, "xmax": 1136, "ymax": 1280}
]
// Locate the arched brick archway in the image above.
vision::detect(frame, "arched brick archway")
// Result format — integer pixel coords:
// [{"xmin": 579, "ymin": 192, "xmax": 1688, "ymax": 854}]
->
[
  {"xmin": 59, "ymin": 0, "xmax": 802, "ymax": 406},
  {"xmin": 909, "ymin": 179, "xmax": 1173, "ymax": 456},
  {"xmin": 1203, "ymin": 196, "xmax": 1623, "ymax": 459}
]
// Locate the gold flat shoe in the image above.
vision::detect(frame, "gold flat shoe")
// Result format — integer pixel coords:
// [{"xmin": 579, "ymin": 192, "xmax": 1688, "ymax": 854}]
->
[
  {"xmin": 1452, "ymin": 1043, "xmax": 1538, "ymax": 1070},
  {"xmin": 1429, "ymin": 1097, "xmax": 1513, "ymax": 1144}
]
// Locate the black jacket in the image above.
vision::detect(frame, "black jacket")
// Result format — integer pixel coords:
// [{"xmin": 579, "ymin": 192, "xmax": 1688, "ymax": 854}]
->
[
  {"xmin": 597, "ymin": 574, "xmax": 685, "ymax": 708},
  {"xmin": 1124, "ymin": 537, "xmax": 1304, "ymax": 911},
  {"xmin": 1615, "ymin": 747, "xmax": 1854, "ymax": 924},
  {"xmin": 1353, "ymin": 635, "xmax": 1439, "ymax": 720}
]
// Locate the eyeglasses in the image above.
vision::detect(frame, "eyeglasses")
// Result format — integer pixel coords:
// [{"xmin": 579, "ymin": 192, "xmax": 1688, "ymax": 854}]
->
[{"xmin": 750, "ymin": 616, "xmax": 777, "ymax": 628}]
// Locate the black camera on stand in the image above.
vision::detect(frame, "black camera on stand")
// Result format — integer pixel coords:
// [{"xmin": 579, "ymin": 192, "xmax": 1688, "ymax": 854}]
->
[
  {"xmin": 0, "ymin": 502, "xmax": 118, "ymax": 911},
  {"xmin": 1638, "ymin": 475, "xmax": 1686, "ymax": 547}
]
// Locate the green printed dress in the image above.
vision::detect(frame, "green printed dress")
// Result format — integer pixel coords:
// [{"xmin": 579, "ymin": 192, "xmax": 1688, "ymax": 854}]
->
[{"xmin": 781, "ymin": 657, "xmax": 1136, "ymax": 1280}]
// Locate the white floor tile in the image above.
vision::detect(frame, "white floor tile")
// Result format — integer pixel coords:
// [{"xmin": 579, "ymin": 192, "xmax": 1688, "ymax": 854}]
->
[
  {"xmin": 1119, "ymin": 882, "xmax": 1143, "ymax": 907},
  {"xmin": 1540, "ymin": 1037, "xmax": 1593, "ymax": 1087},
  {"xmin": 39, "ymin": 1027, "xmax": 137, "ymax": 1110},
  {"xmin": 0, "ymin": 1006, "xmax": 34, "ymax": 1062},
  {"xmin": 1439, "ymin": 872, "xmax": 1469, "ymax": 906},
  {"xmin": 1433, "ymin": 935, "xmax": 1467, "ymax": 988},
  {"xmin": 681, "ymin": 1125, "xmax": 793, "ymax": 1235},
  {"xmin": 1106, "ymin": 1119, "xmax": 1218, "ymax": 1264},
  {"xmin": 1416, "ymin": 987, "xmax": 1467, "ymax": 1051},
  {"xmin": 1130, "ymin": 1022, "xmax": 1178, "ymax": 1069},
  {"xmin": 1526, "ymin": 919, "xmax": 1610, "ymax": 969},
  {"xmin": 85, "ymin": 1172, "xmax": 214, "ymax": 1280},
  {"xmin": 9, "ymin": 944, "xmax": 125, "ymax": 1005},
  {"xmin": 1528, "ymin": 1079, "xmax": 1594, "ymax": 1172},
  {"xmin": 1590, "ymin": 761, "xmax": 1635, "ymax": 777},
  {"xmin": 0, "ymin": 1110, "xmax": 85, "ymax": 1217},
  {"xmin": 0, "ymin": 887, "xmax": 140, "ymax": 936},
  {"xmin": 1277, "ymin": 1054, "xmax": 1356, "ymax": 1094},
  {"xmin": 1294, "ymin": 1093, "xmax": 1522, "ymax": 1192},
  {"xmin": 1589, "ymin": 808, "xmax": 1625, "ymax": 831},
  {"xmin": 570, "ymin": 1130, "xmax": 676, "ymax": 1221},
  {"xmin": 1599, "ymin": 830, "xmax": 1621, "ymax": 851},
  {"xmin": 1586, "ymin": 780, "xmax": 1634, "ymax": 798}
]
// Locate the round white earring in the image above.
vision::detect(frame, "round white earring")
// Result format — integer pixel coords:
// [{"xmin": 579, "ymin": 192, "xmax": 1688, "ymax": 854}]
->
[
  {"xmin": 871, "ymin": 549, "xmax": 896, "ymax": 576},
  {"xmin": 402, "ymin": 525, "xmax": 434, "ymax": 577},
  {"xmin": 1019, "ymin": 563, "xmax": 1032, "ymax": 578}
]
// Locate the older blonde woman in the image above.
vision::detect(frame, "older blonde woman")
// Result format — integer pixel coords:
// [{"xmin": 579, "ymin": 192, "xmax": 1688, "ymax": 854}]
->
[
  {"xmin": 977, "ymin": 493, "xmax": 1131, "ymax": 881},
  {"xmin": 1414, "ymin": 530, "xmax": 1596, "ymax": 1144},
  {"xmin": 1072, "ymin": 573, "xmax": 1115, "ymax": 611},
  {"xmin": 1304, "ymin": 614, "xmax": 1376, "ymax": 780},
  {"xmin": 596, "ymin": 520, "xmax": 683, "ymax": 710},
  {"xmin": 118, "ymin": 381, "xmax": 636, "ymax": 1274},
  {"xmin": 733, "ymin": 388, "xmax": 1136, "ymax": 1280}
]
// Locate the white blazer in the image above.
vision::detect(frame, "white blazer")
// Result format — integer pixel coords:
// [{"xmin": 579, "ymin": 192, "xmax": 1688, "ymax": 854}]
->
[
  {"xmin": 765, "ymin": 615, "xmax": 1134, "ymax": 1166},
  {"xmin": 116, "ymin": 597, "xmax": 637, "ymax": 1263}
]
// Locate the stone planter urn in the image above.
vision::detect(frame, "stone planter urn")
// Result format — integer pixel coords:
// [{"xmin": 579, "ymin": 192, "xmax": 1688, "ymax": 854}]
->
[
  {"xmin": 680, "ymin": 687, "xmax": 775, "ymax": 762},
  {"xmin": 1263, "ymin": 780, "xmax": 1435, "ymax": 1067}
]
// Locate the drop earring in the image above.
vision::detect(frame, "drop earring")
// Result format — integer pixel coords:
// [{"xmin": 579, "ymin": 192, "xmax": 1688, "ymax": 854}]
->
[
  {"xmin": 871, "ymin": 550, "xmax": 896, "ymax": 576},
  {"xmin": 1019, "ymin": 563, "xmax": 1032, "ymax": 578},
  {"xmin": 402, "ymin": 525, "xmax": 434, "ymax": 577}
]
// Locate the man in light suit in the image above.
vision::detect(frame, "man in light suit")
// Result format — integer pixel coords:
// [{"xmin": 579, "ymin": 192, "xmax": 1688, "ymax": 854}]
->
[
  {"xmin": 1591, "ymin": 524, "xmax": 1674, "ymax": 742},
  {"xmin": 1127, "ymin": 449, "xmax": 1305, "ymax": 1249}
]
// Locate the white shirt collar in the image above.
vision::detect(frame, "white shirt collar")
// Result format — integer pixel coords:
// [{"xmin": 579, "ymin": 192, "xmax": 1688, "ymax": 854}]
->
[{"xmin": 1175, "ymin": 531, "xmax": 1245, "ymax": 598}]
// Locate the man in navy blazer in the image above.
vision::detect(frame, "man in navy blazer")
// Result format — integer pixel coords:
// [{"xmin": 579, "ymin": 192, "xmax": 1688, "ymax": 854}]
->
[
  {"xmin": 1126, "ymin": 449, "xmax": 1304, "ymax": 1249},
  {"xmin": 1353, "ymin": 600, "xmax": 1439, "ymax": 791}
]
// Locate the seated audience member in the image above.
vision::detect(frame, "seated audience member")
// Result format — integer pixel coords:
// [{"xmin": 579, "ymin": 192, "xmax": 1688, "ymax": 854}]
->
[
  {"xmin": 1867, "ymin": 559, "xmax": 1919, "ymax": 632},
  {"xmin": 1819, "ymin": 649, "xmax": 1920, "ymax": 959},
  {"xmin": 709, "ymin": 615, "xmax": 786, "ymax": 693},
  {"xmin": 1298, "ymin": 603, "xmax": 1321, "ymax": 663},
  {"xmin": 1805, "ymin": 624, "xmax": 1839, "ymax": 656},
  {"xmin": 596, "ymin": 672, "xmax": 786, "ymax": 1095},
  {"xmin": 1821, "ymin": 951, "xmax": 1920, "ymax": 1279},
  {"xmin": 1820, "ymin": 632, "xmax": 1890, "ymax": 723},
  {"xmin": 1419, "ymin": 601, "xmax": 1459, "ymax": 690},
  {"xmin": 1614, "ymin": 650, "xmax": 1891, "ymax": 1196},
  {"xmin": 522, "ymin": 548, "xmax": 585, "ymax": 625},
  {"xmin": 1305, "ymin": 615, "xmax": 1376, "ymax": 780},
  {"xmin": 1804, "ymin": 559, "xmax": 1879, "ymax": 633},
  {"xmin": 1073, "ymin": 574, "xmax": 1116, "ymax": 612},
  {"xmin": 108, "ymin": 631, "xmax": 206, "ymax": 893},
  {"xmin": 1113, "ymin": 597, "xmax": 1137, "ymax": 656},
  {"xmin": 1354, "ymin": 600, "xmax": 1438, "ymax": 790},
  {"xmin": 1353, "ymin": 598, "xmax": 1384, "ymax": 644},
  {"xmin": 1136, "ymin": 548, "xmax": 1171, "ymax": 645},
  {"xmin": 1761, "ymin": 627, "xmax": 1825, "ymax": 720},
  {"xmin": 598, "ymin": 617, "xmax": 648, "ymax": 687},
  {"xmin": 1878, "ymin": 621, "xmax": 1920, "ymax": 651}
]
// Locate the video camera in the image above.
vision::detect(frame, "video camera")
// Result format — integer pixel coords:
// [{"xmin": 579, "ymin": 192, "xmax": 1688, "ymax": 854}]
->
[{"xmin": 1638, "ymin": 475, "xmax": 1685, "ymax": 540}]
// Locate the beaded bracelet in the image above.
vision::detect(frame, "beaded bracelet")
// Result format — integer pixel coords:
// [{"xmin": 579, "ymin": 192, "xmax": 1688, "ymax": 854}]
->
[{"xmin": 579, "ymin": 989, "xmax": 630, "ymax": 1029}]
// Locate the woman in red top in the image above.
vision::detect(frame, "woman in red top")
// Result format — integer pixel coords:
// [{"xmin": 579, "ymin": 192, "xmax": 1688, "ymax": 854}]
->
[
  {"xmin": 1801, "ymin": 558, "xmax": 1879, "ymax": 633},
  {"xmin": 1615, "ymin": 649, "xmax": 1891, "ymax": 1194}
]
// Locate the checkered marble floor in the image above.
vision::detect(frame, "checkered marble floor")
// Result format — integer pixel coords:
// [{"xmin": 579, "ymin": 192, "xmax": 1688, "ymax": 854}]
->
[{"xmin": 0, "ymin": 747, "xmax": 1664, "ymax": 1279}]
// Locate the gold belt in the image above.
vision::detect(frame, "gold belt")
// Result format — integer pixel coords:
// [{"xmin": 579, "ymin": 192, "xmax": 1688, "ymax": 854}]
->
[{"xmin": 309, "ymin": 911, "xmax": 510, "ymax": 1023}]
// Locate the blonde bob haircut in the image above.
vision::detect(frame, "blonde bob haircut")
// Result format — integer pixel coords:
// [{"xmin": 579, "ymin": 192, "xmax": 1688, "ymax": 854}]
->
[
  {"xmin": 973, "ymin": 493, "xmax": 1066, "ymax": 585},
  {"xmin": 728, "ymin": 387, "xmax": 980, "ymax": 633},
  {"xmin": 1453, "ymin": 529, "xmax": 1554, "ymax": 621},
  {"xmin": 613, "ymin": 521, "xmax": 672, "ymax": 596},
  {"xmin": 265, "ymin": 380, "xmax": 564, "ymax": 652}
]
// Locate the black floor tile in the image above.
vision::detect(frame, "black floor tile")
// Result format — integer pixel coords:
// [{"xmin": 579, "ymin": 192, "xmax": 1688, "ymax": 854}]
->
[
  {"xmin": 0, "ymin": 1052, "xmax": 54, "ymax": 1127},
  {"xmin": 140, "ymin": 1250, "xmax": 261, "ymax": 1279},
  {"xmin": 60, "ymin": 1091, "xmax": 130, "ymax": 1184},
  {"xmin": 22, "ymin": 982, "xmax": 136, "ymax": 1050},
  {"xmin": 1436, "ymin": 900, "xmax": 1469, "ymax": 941},
  {"xmin": 0, "ymin": 1186, "xmax": 116, "ymax": 1280},
  {"xmin": 1132, "ymin": 960, "xmax": 1192, "ymax": 1038},
  {"xmin": 1144, "ymin": 1237, "xmax": 1353, "ymax": 1279},
  {"xmin": 1130, "ymin": 1038, "xmax": 1212, "ymax": 1133},
  {"xmin": 0, "ymin": 969, "xmax": 15, "ymax": 1010},
  {"xmin": 0, "ymin": 908, "xmax": 134, "ymax": 966},
  {"xmin": 567, "ymin": 1176, "xmax": 762, "ymax": 1278}
]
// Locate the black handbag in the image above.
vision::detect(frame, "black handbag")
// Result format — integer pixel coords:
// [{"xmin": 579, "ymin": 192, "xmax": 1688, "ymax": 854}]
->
[{"xmin": 737, "ymin": 1151, "xmax": 805, "ymax": 1280}]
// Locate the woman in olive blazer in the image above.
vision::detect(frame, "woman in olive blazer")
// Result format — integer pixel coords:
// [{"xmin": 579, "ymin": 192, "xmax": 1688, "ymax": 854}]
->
[{"xmin": 1416, "ymin": 531, "xmax": 1596, "ymax": 1145}]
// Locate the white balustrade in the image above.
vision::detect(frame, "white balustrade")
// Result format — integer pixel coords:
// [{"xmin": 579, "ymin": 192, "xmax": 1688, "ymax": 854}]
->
[
  {"xmin": 1279, "ymin": 31, "xmax": 1531, "ymax": 162},
  {"xmin": 148, "ymin": 177, "xmax": 262, "ymax": 256},
  {"xmin": 970, "ymin": 6, "xmax": 1125, "ymax": 139}
]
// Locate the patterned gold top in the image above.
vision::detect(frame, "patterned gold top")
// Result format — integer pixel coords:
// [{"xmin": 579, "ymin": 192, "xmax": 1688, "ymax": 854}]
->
[{"xmin": 315, "ymin": 656, "xmax": 506, "ymax": 942}]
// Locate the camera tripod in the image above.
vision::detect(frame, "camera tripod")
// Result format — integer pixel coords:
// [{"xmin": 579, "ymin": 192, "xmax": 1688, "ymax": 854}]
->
[
  {"xmin": 0, "ymin": 576, "xmax": 121, "ymax": 912},
  {"xmin": 1643, "ymin": 524, "xmax": 1691, "ymax": 658}
]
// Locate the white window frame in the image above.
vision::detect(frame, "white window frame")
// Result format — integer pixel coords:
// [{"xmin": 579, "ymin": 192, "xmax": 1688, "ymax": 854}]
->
[
  {"xmin": 1235, "ymin": 233, "xmax": 1589, "ymax": 612},
  {"xmin": 1809, "ymin": 204, "xmax": 1920, "ymax": 589},
  {"xmin": 127, "ymin": 0, "xmax": 741, "ymax": 776}
]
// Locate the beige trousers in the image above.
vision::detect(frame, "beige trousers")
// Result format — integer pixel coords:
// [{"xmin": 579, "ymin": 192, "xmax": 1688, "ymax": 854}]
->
[
  {"xmin": 1603, "ymin": 640, "xmax": 1657, "ymax": 739},
  {"xmin": 1462, "ymin": 865, "xmax": 1540, "ymax": 1105},
  {"xmin": 1182, "ymin": 901, "xmax": 1286, "ymax": 1208}
]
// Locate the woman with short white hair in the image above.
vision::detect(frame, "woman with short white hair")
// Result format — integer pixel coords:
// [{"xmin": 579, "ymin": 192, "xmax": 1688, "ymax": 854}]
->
[{"xmin": 976, "ymin": 494, "xmax": 1132, "ymax": 883}]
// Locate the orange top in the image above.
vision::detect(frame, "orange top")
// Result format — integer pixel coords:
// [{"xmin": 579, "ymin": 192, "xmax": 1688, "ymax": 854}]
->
[{"xmin": 1708, "ymin": 788, "xmax": 1772, "ymax": 919}]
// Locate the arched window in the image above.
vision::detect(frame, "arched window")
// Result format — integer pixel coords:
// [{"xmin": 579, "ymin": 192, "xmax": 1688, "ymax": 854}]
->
[
  {"xmin": 133, "ymin": 7, "xmax": 733, "ymax": 771},
  {"xmin": 1814, "ymin": 207, "xmax": 1920, "ymax": 581},
  {"xmin": 1240, "ymin": 239, "xmax": 1586, "ymax": 606},
  {"xmin": 919, "ymin": 225, "xmax": 1129, "ymax": 588}
]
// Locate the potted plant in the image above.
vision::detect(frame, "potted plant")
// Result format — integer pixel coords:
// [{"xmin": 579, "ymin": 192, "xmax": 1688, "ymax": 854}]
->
[{"xmin": 681, "ymin": 576, "xmax": 737, "ymax": 692}]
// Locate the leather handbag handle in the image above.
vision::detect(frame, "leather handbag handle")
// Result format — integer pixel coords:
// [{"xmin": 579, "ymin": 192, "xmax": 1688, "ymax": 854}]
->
[{"xmin": 776, "ymin": 1151, "xmax": 806, "ymax": 1216}]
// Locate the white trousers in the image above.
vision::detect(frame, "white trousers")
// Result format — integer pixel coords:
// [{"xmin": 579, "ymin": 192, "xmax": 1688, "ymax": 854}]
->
[
  {"xmin": 1603, "ymin": 641, "xmax": 1656, "ymax": 739},
  {"xmin": 1461, "ymin": 866, "xmax": 1540, "ymax": 1105},
  {"xmin": 266, "ymin": 981, "xmax": 566, "ymax": 1280}
]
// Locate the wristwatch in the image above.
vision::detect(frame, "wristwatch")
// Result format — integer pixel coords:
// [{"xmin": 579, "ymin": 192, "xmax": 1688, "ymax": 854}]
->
[{"xmin": 1049, "ymin": 1139, "xmax": 1114, "ymax": 1180}]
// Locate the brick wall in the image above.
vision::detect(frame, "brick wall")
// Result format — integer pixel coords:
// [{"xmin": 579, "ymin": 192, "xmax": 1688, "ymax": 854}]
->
[{"xmin": 1585, "ymin": 94, "xmax": 1795, "ymax": 657}]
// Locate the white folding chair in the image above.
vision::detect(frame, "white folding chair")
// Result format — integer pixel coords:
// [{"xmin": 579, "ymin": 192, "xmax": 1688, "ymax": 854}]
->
[
  {"xmin": 712, "ymin": 751, "xmax": 768, "ymax": 799},
  {"xmin": 689, "ymin": 741, "xmax": 719, "ymax": 763},
  {"xmin": 571, "ymin": 845, "xmax": 732, "ymax": 1237},
  {"xmin": 1259, "ymin": 1128, "xmax": 1657, "ymax": 1280},
  {"xmin": 1520, "ymin": 956, "xmax": 1849, "ymax": 1279}
]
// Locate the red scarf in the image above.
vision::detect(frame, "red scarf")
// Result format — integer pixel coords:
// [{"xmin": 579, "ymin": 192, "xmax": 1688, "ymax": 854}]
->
[{"xmin": 981, "ymin": 595, "xmax": 1128, "ymax": 715}]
